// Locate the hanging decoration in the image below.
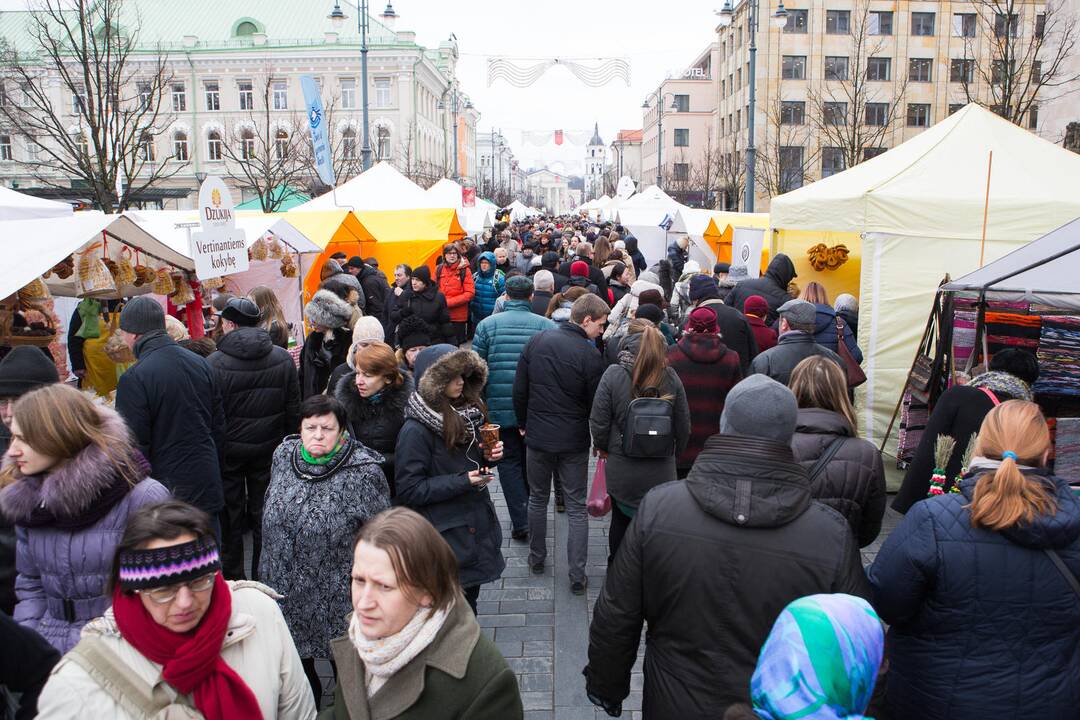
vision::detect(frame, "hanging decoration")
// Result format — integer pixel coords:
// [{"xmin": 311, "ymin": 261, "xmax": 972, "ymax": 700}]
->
[
  {"xmin": 519, "ymin": 129, "xmax": 595, "ymax": 147},
  {"xmin": 487, "ymin": 57, "xmax": 631, "ymax": 88}
]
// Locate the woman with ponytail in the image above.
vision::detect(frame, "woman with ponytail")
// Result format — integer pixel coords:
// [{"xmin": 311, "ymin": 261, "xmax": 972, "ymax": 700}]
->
[
  {"xmin": 869, "ymin": 400, "xmax": 1080, "ymax": 720},
  {"xmin": 590, "ymin": 320, "xmax": 690, "ymax": 559}
]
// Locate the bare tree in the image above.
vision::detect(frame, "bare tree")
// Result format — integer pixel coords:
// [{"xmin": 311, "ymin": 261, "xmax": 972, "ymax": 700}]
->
[
  {"xmin": 756, "ymin": 94, "xmax": 819, "ymax": 197},
  {"xmin": 808, "ymin": 0, "xmax": 908, "ymax": 170},
  {"xmin": 958, "ymin": 0, "xmax": 1079, "ymax": 126},
  {"xmin": 0, "ymin": 0, "xmax": 184, "ymax": 211},
  {"xmin": 714, "ymin": 131, "xmax": 745, "ymax": 210}
]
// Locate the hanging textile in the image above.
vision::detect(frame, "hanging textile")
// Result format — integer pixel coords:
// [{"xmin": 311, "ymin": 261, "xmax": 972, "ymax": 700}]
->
[{"xmin": 1035, "ymin": 316, "xmax": 1080, "ymax": 397}]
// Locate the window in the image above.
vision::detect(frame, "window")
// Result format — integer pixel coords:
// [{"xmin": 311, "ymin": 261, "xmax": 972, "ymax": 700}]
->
[
  {"xmin": 780, "ymin": 101, "xmax": 806, "ymax": 125},
  {"xmin": 822, "ymin": 147, "xmax": 845, "ymax": 177},
  {"xmin": 673, "ymin": 94, "xmax": 690, "ymax": 112},
  {"xmin": 137, "ymin": 81, "xmax": 152, "ymax": 110},
  {"xmin": 869, "ymin": 11, "xmax": 893, "ymax": 35},
  {"xmin": 25, "ymin": 136, "xmax": 39, "ymax": 163},
  {"xmin": 204, "ymin": 81, "xmax": 219, "ymax": 111},
  {"xmin": 949, "ymin": 103, "xmax": 965, "ymax": 115},
  {"xmin": 992, "ymin": 60, "xmax": 1012, "ymax": 85},
  {"xmin": 953, "ymin": 13, "xmax": 976, "ymax": 37},
  {"xmin": 673, "ymin": 163, "xmax": 689, "ymax": 181},
  {"xmin": 826, "ymin": 10, "xmax": 850, "ymax": 34},
  {"xmin": 173, "ymin": 131, "xmax": 188, "ymax": 161},
  {"xmin": 721, "ymin": 79, "xmax": 726, "ymax": 96},
  {"xmin": 235, "ymin": 21, "xmax": 257, "ymax": 37},
  {"xmin": 171, "ymin": 83, "xmax": 185, "ymax": 112},
  {"xmin": 950, "ymin": 59, "xmax": 974, "ymax": 83},
  {"xmin": 272, "ymin": 81, "xmax": 288, "ymax": 110},
  {"xmin": 1036, "ymin": 13, "xmax": 1046, "ymax": 39},
  {"xmin": 207, "ymin": 130, "xmax": 223, "ymax": 161},
  {"xmin": 737, "ymin": 68, "xmax": 742, "ymax": 88},
  {"xmin": 863, "ymin": 147, "xmax": 886, "ymax": 160},
  {"xmin": 72, "ymin": 86, "xmax": 86, "ymax": 115},
  {"xmin": 1032, "ymin": 60, "xmax": 1043, "ymax": 84},
  {"xmin": 911, "ymin": 12, "xmax": 935, "ymax": 36},
  {"xmin": 139, "ymin": 132, "xmax": 155, "ymax": 162},
  {"xmin": 865, "ymin": 102, "xmax": 889, "ymax": 126},
  {"xmin": 779, "ymin": 146, "xmax": 804, "ymax": 191},
  {"xmin": 995, "ymin": 13, "xmax": 1019, "ymax": 38},
  {"xmin": 342, "ymin": 128, "xmax": 356, "ymax": 159},
  {"xmin": 909, "ymin": 58, "xmax": 933, "ymax": 82},
  {"xmin": 337, "ymin": 81, "xmax": 358, "ymax": 114},
  {"xmin": 727, "ymin": 73, "xmax": 733, "ymax": 96},
  {"xmin": 0, "ymin": 135, "xmax": 11, "ymax": 161},
  {"xmin": 238, "ymin": 80, "xmax": 253, "ymax": 110},
  {"xmin": 784, "ymin": 8, "xmax": 808, "ymax": 33},
  {"xmin": 376, "ymin": 126, "xmax": 391, "ymax": 160},
  {"xmin": 275, "ymin": 129, "xmax": 289, "ymax": 160},
  {"xmin": 867, "ymin": 57, "xmax": 891, "ymax": 81},
  {"xmin": 673, "ymin": 128, "xmax": 689, "ymax": 146},
  {"xmin": 824, "ymin": 101, "xmax": 847, "ymax": 125},
  {"xmin": 1029, "ymin": 104, "xmax": 1039, "ymax": 129},
  {"xmin": 19, "ymin": 82, "xmax": 32, "ymax": 107},
  {"xmin": 736, "ymin": 109, "xmax": 741, "ymax": 131},
  {"xmin": 782, "ymin": 56, "xmax": 806, "ymax": 80},
  {"xmin": 824, "ymin": 56, "xmax": 849, "ymax": 81},
  {"xmin": 0, "ymin": 82, "xmax": 6, "ymax": 108},
  {"xmin": 907, "ymin": 103, "xmax": 931, "ymax": 127},
  {"xmin": 240, "ymin": 129, "xmax": 255, "ymax": 160},
  {"xmin": 375, "ymin": 78, "xmax": 391, "ymax": 107}
]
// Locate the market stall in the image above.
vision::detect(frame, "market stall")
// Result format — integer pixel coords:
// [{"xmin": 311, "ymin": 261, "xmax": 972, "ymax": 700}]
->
[
  {"xmin": 0, "ymin": 186, "xmax": 73, "ymax": 221},
  {"xmin": 689, "ymin": 210, "xmax": 770, "ymax": 272}
]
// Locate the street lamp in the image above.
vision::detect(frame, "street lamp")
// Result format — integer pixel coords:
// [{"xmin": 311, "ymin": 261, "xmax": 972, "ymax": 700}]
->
[
  {"xmin": 328, "ymin": 0, "xmax": 373, "ymax": 170},
  {"xmin": 438, "ymin": 83, "xmax": 467, "ymax": 182},
  {"xmin": 642, "ymin": 92, "xmax": 681, "ymax": 189},
  {"xmin": 716, "ymin": 0, "xmax": 788, "ymax": 211}
]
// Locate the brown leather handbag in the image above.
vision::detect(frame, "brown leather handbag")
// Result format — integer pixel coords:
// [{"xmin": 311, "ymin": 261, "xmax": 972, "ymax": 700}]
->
[{"xmin": 835, "ymin": 316, "xmax": 867, "ymax": 387}]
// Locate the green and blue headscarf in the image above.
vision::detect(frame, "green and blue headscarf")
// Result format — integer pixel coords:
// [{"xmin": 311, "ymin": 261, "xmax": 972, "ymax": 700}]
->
[{"xmin": 750, "ymin": 593, "xmax": 884, "ymax": 720}]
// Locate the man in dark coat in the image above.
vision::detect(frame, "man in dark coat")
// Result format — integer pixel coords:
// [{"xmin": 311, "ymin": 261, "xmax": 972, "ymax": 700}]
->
[
  {"xmin": 540, "ymin": 251, "xmax": 570, "ymax": 293},
  {"xmin": 347, "ymin": 256, "xmax": 390, "ymax": 327},
  {"xmin": 0, "ymin": 347, "xmax": 59, "ymax": 616},
  {"xmin": 666, "ymin": 236, "xmax": 689, "ymax": 277},
  {"xmin": 206, "ymin": 297, "xmax": 301, "ymax": 580},
  {"xmin": 584, "ymin": 375, "xmax": 871, "ymax": 718},
  {"xmin": 749, "ymin": 299, "xmax": 844, "ymax": 386},
  {"xmin": 687, "ymin": 274, "xmax": 759, "ymax": 371},
  {"xmin": 514, "ymin": 294, "xmax": 607, "ymax": 595},
  {"xmin": 115, "ymin": 296, "xmax": 226, "ymax": 526},
  {"xmin": 725, "ymin": 253, "xmax": 798, "ymax": 325},
  {"xmin": 623, "ymin": 235, "xmax": 647, "ymax": 275}
]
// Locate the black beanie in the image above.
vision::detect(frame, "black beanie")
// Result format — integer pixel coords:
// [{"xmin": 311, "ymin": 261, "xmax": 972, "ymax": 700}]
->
[
  {"xmin": 0, "ymin": 346, "xmax": 60, "ymax": 397},
  {"xmin": 412, "ymin": 265, "xmax": 432, "ymax": 287}
]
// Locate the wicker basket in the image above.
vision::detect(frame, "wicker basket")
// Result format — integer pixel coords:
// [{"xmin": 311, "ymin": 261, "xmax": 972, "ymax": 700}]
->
[
  {"xmin": 249, "ymin": 236, "xmax": 268, "ymax": 261},
  {"xmin": 0, "ymin": 306, "xmax": 56, "ymax": 347},
  {"xmin": 151, "ymin": 268, "xmax": 175, "ymax": 296},
  {"xmin": 114, "ymin": 248, "xmax": 137, "ymax": 286},
  {"xmin": 169, "ymin": 274, "xmax": 195, "ymax": 306},
  {"xmin": 76, "ymin": 243, "xmax": 118, "ymax": 298},
  {"xmin": 102, "ymin": 311, "xmax": 135, "ymax": 363}
]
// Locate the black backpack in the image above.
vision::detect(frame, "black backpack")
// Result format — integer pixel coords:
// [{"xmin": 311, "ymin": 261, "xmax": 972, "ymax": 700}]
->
[{"xmin": 621, "ymin": 374, "xmax": 675, "ymax": 458}]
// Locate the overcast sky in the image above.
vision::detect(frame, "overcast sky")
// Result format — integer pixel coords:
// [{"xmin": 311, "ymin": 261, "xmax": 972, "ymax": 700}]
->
[{"xmin": 0, "ymin": 0, "xmax": 720, "ymax": 174}]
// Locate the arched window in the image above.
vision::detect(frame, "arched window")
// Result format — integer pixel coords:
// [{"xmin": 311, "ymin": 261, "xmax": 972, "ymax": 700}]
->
[
  {"xmin": 275, "ymin": 129, "xmax": 289, "ymax": 160},
  {"xmin": 173, "ymin": 131, "xmax": 188, "ymax": 161},
  {"xmin": 342, "ymin": 128, "xmax": 356, "ymax": 159},
  {"xmin": 376, "ymin": 127, "xmax": 390, "ymax": 160},
  {"xmin": 139, "ymin": 132, "xmax": 155, "ymax": 162},
  {"xmin": 207, "ymin": 130, "xmax": 223, "ymax": 161},
  {"xmin": 240, "ymin": 128, "xmax": 255, "ymax": 160},
  {"xmin": 235, "ymin": 21, "xmax": 258, "ymax": 37}
]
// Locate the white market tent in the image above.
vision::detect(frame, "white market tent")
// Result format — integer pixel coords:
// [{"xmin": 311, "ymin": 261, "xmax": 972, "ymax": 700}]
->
[
  {"xmin": 768, "ymin": 103, "xmax": 1080, "ymax": 448},
  {"xmin": 296, "ymin": 161, "xmax": 443, "ymax": 212},
  {"xmin": 615, "ymin": 185, "xmax": 687, "ymax": 266},
  {"xmin": 124, "ymin": 209, "xmax": 323, "ymax": 257},
  {"xmin": 424, "ymin": 178, "xmax": 494, "ymax": 236},
  {"xmin": 0, "ymin": 186, "xmax": 73, "ymax": 221},
  {"xmin": 508, "ymin": 200, "xmax": 537, "ymax": 222}
]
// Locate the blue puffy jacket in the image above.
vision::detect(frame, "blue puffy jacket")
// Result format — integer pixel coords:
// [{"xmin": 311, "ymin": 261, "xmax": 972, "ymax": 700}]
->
[
  {"xmin": 812, "ymin": 303, "xmax": 863, "ymax": 364},
  {"xmin": 472, "ymin": 299, "xmax": 555, "ymax": 427},
  {"xmin": 470, "ymin": 252, "xmax": 504, "ymax": 325},
  {"xmin": 868, "ymin": 471, "xmax": 1080, "ymax": 719}
]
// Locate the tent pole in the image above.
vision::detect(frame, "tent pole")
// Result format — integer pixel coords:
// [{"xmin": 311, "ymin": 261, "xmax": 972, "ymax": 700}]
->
[
  {"xmin": 979, "ymin": 150, "xmax": 993, "ymax": 267},
  {"xmin": 975, "ymin": 240, "xmax": 1080, "ymax": 292}
]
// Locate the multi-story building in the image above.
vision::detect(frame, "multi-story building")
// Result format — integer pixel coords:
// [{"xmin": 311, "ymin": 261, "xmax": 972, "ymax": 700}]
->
[
  {"xmin": 477, "ymin": 129, "xmax": 519, "ymax": 199},
  {"xmin": 584, "ymin": 123, "xmax": 606, "ymax": 201},
  {"xmin": 641, "ymin": 44, "xmax": 720, "ymax": 197},
  {"xmin": 525, "ymin": 168, "xmax": 571, "ymax": 214},
  {"xmin": 608, "ymin": 129, "xmax": 644, "ymax": 191},
  {"xmin": 0, "ymin": 1, "xmax": 480, "ymax": 207},
  {"xmin": 715, "ymin": 0, "xmax": 1053, "ymax": 210}
]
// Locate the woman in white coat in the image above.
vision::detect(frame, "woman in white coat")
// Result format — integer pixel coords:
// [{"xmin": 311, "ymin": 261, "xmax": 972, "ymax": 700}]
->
[{"xmin": 35, "ymin": 500, "xmax": 316, "ymax": 720}]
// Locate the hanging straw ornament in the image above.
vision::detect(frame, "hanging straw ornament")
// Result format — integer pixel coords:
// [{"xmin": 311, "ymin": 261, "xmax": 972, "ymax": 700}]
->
[
  {"xmin": 17, "ymin": 276, "xmax": 51, "ymax": 304},
  {"xmin": 250, "ymin": 236, "xmax": 268, "ymax": 261},
  {"xmin": 280, "ymin": 252, "xmax": 298, "ymax": 278},
  {"xmin": 115, "ymin": 247, "xmax": 137, "ymax": 286},
  {"xmin": 132, "ymin": 249, "xmax": 154, "ymax": 287},
  {"xmin": 151, "ymin": 267, "xmax": 175, "ymax": 295},
  {"xmin": 76, "ymin": 240, "xmax": 118, "ymax": 297},
  {"xmin": 266, "ymin": 235, "xmax": 284, "ymax": 260},
  {"xmin": 50, "ymin": 256, "xmax": 75, "ymax": 279},
  {"xmin": 169, "ymin": 273, "xmax": 195, "ymax": 306}
]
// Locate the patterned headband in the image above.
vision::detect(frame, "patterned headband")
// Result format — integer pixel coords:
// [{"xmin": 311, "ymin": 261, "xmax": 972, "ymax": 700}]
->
[{"xmin": 117, "ymin": 536, "xmax": 221, "ymax": 591}]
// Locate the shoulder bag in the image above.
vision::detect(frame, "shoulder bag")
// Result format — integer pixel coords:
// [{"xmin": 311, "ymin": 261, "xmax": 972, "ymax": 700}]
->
[{"xmin": 835, "ymin": 316, "xmax": 867, "ymax": 388}]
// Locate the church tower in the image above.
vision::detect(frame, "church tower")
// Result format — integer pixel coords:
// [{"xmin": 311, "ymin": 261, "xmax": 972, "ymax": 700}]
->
[{"xmin": 585, "ymin": 122, "xmax": 605, "ymax": 201}]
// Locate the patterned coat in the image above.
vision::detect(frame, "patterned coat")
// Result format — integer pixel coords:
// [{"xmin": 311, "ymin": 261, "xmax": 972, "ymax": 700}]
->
[{"xmin": 260, "ymin": 435, "xmax": 390, "ymax": 659}]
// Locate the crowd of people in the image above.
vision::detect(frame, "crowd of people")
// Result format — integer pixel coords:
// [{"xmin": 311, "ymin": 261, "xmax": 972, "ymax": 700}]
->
[{"xmin": 0, "ymin": 214, "xmax": 1077, "ymax": 720}]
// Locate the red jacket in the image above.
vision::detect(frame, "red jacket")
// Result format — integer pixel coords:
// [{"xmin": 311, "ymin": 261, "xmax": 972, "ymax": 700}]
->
[
  {"xmin": 437, "ymin": 260, "xmax": 475, "ymax": 323},
  {"xmin": 746, "ymin": 314, "xmax": 778, "ymax": 352}
]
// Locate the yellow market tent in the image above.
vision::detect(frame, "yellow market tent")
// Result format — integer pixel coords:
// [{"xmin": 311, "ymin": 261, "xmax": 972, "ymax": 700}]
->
[
  {"xmin": 699, "ymin": 211, "xmax": 771, "ymax": 273},
  {"xmin": 768, "ymin": 103, "xmax": 1080, "ymax": 449}
]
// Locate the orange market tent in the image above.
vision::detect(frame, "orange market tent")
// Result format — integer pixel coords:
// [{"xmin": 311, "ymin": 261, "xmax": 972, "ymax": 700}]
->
[{"xmin": 696, "ymin": 211, "xmax": 771, "ymax": 273}]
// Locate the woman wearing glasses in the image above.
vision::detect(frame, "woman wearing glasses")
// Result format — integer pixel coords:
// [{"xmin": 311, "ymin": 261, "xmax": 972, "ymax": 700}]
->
[
  {"xmin": 36, "ymin": 500, "xmax": 316, "ymax": 719},
  {"xmin": 0, "ymin": 384, "xmax": 169, "ymax": 653}
]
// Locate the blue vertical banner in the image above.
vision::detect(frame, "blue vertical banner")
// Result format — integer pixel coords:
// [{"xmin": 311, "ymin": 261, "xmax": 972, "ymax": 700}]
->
[{"xmin": 301, "ymin": 75, "xmax": 335, "ymax": 188}]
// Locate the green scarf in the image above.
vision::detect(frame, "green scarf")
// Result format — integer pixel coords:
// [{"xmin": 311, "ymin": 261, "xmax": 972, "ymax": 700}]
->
[{"xmin": 301, "ymin": 431, "xmax": 348, "ymax": 465}]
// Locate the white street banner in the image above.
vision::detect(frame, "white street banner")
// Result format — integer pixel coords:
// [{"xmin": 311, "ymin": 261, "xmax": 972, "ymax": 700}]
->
[
  {"xmin": 732, "ymin": 227, "xmax": 765, "ymax": 279},
  {"xmin": 191, "ymin": 176, "xmax": 248, "ymax": 279}
]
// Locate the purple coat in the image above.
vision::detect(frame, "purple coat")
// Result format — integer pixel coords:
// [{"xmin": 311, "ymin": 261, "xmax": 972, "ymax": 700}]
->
[{"xmin": 0, "ymin": 409, "xmax": 169, "ymax": 653}]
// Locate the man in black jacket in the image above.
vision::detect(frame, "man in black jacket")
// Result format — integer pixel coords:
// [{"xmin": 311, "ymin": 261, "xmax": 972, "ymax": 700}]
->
[
  {"xmin": 116, "ymin": 297, "xmax": 227, "ymax": 530},
  {"xmin": 584, "ymin": 374, "xmax": 870, "ymax": 718},
  {"xmin": 749, "ymin": 299, "xmax": 845, "ymax": 386},
  {"xmin": 514, "ymin": 294, "xmax": 607, "ymax": 595},
  {"xmin": 347, "ymin": 256, "xmax": 390, "ymax": 327},
  {"xmin": 725, "ymin": 253, "xmax": 797, "ymax": 325},
  {"xmin": 206, "ymin": 297, "xmax": 301, "ymax": 579}
]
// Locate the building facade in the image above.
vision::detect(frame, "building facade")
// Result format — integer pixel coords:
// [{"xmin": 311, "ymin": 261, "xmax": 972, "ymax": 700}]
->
[
  {"xmin": 607, "ymin": 129, "xmax": 644, "ymax": 192},
  {"xmin": 477, "ymin": 129, "xmax": 521, "ymax": 200},
  {"xmin": 0, "ymin": 1, "xmax": 480, "ymax": 208},
  {"xmin": 525, "ymin": 168, "xmax": 571, "ymax": 215},
  {"xmin": 584, "ymin": 122, "xmax": 606, "ymax": 201}
]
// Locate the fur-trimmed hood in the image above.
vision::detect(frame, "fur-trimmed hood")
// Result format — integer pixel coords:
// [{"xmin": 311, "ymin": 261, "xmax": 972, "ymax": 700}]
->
[
  {"xmin": 0, "ymin": 405, "xmax": 144, "ymax": 523},
  {"xmin": 304, "ymin": 289, "xmax": 353, "ymax": 330},
  {"xmin": 417, "ymin": 349, "xmax": 488, "ymax": 411}
]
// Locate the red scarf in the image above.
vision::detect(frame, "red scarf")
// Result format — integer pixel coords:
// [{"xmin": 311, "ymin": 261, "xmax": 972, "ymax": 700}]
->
[{"xmin": 111, "ymin": 572, "xmax": 263, "ymax": 720}]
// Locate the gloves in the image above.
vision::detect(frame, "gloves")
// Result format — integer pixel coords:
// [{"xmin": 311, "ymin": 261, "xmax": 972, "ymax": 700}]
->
[{"xmin": 586, "ymin": 688, "xmax": 623, "ymax": 717}]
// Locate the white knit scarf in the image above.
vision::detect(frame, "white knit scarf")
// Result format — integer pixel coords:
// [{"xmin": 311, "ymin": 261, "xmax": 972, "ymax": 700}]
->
[{"xmin": 348, "ymin": 601, "xmax": 453, "ymax": 697}]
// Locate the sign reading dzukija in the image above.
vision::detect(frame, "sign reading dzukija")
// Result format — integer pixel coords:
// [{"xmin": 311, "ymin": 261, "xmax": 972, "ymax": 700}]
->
[{"xmin": 190, "ymin": 176, "xmax": 249, "ymax": 279}]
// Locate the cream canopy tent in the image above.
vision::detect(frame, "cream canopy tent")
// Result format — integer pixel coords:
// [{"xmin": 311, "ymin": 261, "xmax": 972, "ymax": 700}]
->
[
  {"xmin": 0, "ymin": 187, "xmax": 73, "ymax": 221},
  {"xmin": 425, "ymin": 178, "xmax": 494, "ymax": 236},
  {"xmin": 508, "ymin": 200, "xmax": 537, "ymax": 222},
  {"xmin": 615, "ymin": 185, "xmax": 687, "ymax": 266},
  {"xmin": 297, "ymin": 161, "xmax": 442, "ymax": 211},
  {"xmin": 769, "ymin": 103, "xmax": 1080, "ymax": 449}
]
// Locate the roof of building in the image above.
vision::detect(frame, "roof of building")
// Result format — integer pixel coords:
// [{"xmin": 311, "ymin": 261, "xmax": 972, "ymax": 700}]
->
[
  {"xmin": 615, "ymin": 129, "xmax": 643, "ymax": 143},
  {"xmin": 589, "ymin": 122, "xmax": 604, "ymax": 147}
]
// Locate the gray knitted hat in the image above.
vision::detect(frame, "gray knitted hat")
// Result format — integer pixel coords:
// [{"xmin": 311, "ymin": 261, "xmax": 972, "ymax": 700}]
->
[
  {"xmin": 719, "ymin": 375, "xmax": 798, "ymax": 444},
  {"xmin": 119, "ymin": 296, "xmax": 166, "ymax": 335}
]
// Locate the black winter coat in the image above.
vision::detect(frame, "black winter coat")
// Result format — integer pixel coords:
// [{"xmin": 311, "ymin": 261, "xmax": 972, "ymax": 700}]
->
[
  {"xmin": 391, "ymin": 285, "xmax": 452, "ymax": 345},
  {"xmin": 748, "ymin": 332, "xmax": 845, "ymax": 386},
  {"xmin": 116, "ymin": 331, "xmax": 226, "ymax": 514},
  {"xmin": 724, "ymin": 254, "xmax": 797, "ymax": 325},
  {"xmin": 530, "ymin": 290, "xmax": 554, "ymax": 316},
  {"xmin": 698, "ymin": 299, "xmax": 759, "ymax": 371},
  {"xmin": 334, "ymin": 371, "xmax": 413, "ymax": 482},
  {"xmin": 513, "ymin": 324, "xmax": 605, "ymax": 454},
  {"xmin": 790, "ymin": 408, "xmax": 887, "ymax": 547},
  {"xmin": 206, "ymin": 327, "xmax": 301, "ymax": 462},
  {"xmin": 623, "ymin": 237, "xmax": 647, "ymax": 276},
  {"xmin": 666, "ymin": 242, "xmax": 688, "ymax": 277},
  {"xmin": 585, "ymin": 434, "xmax": 871, "ymax": 718},
  {"xmin": 357, "ymin": 265, "xmax": 389, "ymax": 324},
  {"xmin": 299, "ymin": 327, "xmax": 352, "ymax": 399},
  {"xmin": 0, "ymin": 611, "xmax": 59, "ymax": 720},
  {"xmin": 558, "ymin": 260, "xmax": 607, "ymax": 301},
  {"xmin": 869, "ymin": 471, "xmax": 1080, "ymax": 720}
]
